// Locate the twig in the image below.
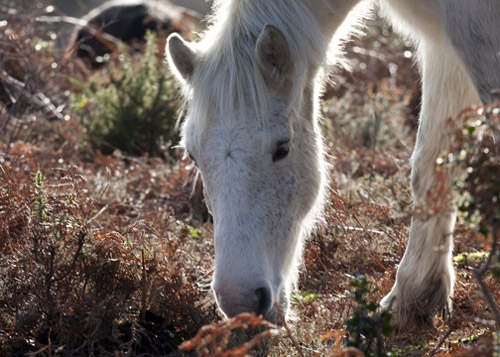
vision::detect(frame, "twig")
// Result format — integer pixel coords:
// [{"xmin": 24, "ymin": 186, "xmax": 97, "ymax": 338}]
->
[
  {"xmin": 141, "ymin": 248, "xmax": 147, "ymax": 322},
  {"xmin": 51, "ymin": 227, "xmax": 87, "ymax": 283},
  {"xmin": 36, "ymin": 15, "xmax": 122, "ymax": 51},
  {"xmin": 274, "ymin": 302, "xmax": 305, "ymax": 357},
  {"xmin": 366, "ymin": 111, "xmax": 382, "ymax": 204},
  {"xmin": 474, "ymin": 228, "xmax": 500, "ymax": 325},
  {"xmin": 429, "ymin": 326, "xmax": 453, "ymax": 356},
  {"xmin": 72, "ymin": 301, "xmax": 112, "ymax": 354},
  {"xmin": 0, "ymin": 69, "xmax": 63, "ymax": 120},
  {"xmin": 351, "ymin": 215, "xmax": 387, "ymax": 271}
]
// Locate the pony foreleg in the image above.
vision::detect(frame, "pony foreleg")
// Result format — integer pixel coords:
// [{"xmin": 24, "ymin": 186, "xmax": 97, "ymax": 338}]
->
[
  {"xmin": 380, "ymin": 192, "xmax": 456, "ymax": 329},
  {"xmin": 380, "ymin": 36, "xmax": 480, "ymax": 329}
]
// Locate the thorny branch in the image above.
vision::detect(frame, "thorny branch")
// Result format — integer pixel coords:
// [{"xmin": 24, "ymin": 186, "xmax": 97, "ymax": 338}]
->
[
  {"xmin": 474, "ymin": 228, "xmax": 500, "ymax": 326},
  {"xmin": 0, "ymin": 69, "xmax": 64, "ymax": 121}
]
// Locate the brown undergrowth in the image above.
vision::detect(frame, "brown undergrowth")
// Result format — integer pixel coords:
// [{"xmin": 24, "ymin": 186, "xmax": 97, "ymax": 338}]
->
[{"xmin": 1, "ymin": 2, "xmax": 499, "ymax": 356}]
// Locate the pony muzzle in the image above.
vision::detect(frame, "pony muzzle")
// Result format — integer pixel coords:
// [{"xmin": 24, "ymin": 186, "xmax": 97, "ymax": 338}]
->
[{"xmin": 213, "ymin": 284, "xmax": 274, "ymax": 319}]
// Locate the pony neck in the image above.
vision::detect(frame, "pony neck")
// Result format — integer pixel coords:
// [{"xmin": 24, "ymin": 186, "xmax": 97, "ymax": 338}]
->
[
  {"xmin": 306, "ymin": 0, "xmax": 363, "ymax": 36},
  {"xmin": 303, "ymin": 0, "xmax": 368, "ymax": 70}
]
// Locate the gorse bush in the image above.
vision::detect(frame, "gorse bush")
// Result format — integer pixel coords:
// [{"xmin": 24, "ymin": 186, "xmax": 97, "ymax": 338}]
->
[{"xmin": 76, "ymin": 31, "xmax": 181, "ymax": 158}]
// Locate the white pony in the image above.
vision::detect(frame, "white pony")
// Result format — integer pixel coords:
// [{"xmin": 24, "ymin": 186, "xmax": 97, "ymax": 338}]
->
[{"xmin": 166, "ymin": 0, "xmax": 500, "ymax": 329}]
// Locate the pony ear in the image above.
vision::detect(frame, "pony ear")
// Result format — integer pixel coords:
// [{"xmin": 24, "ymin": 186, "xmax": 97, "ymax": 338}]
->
[
  {"xmin": 256, "ymin": 24, "xmax": 292, "ymax": 87},
  {"xmin": 166, "ymin": 33, "xmax": 197, "ymax": 82}
]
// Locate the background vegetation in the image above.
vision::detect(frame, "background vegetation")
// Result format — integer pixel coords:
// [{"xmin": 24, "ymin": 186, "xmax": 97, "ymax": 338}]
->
[{"xmin": 1, "ymin": 1, "xmax": 499, "ymax": 356}]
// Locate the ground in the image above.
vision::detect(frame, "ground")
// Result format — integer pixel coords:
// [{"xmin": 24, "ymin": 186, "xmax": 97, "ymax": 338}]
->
[{"xmin": 0, "ymin": 2, "xmax": 499, "ymax": 356}]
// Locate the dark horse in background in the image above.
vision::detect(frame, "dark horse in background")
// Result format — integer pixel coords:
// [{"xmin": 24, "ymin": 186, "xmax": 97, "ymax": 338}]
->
[{"xmin": 66, "ymin": 0, "xmax": 198, "ymax": 68}]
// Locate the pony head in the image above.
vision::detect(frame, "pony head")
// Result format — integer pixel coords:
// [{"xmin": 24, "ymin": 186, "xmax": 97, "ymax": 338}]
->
[{"xmin": 166, "ymin": 2, "xmax": 327, "ymax": 321}]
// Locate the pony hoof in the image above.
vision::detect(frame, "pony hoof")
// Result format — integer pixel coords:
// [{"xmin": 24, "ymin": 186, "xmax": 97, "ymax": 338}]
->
[{"xmin": 381, "ymin": 294, "xmax": 452, "ymax": 331}]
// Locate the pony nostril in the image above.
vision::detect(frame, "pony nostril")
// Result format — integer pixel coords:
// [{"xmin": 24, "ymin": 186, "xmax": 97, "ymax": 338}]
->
[{"xmin": 255, "ymin": 287, "xmax": 272, "ymax": 316}]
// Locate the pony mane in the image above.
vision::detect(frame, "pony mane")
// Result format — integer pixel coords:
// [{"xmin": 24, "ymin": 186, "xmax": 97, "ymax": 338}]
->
[{"xmin": 183, "ymin": 0, "xmax": 330, "ymax": 135}]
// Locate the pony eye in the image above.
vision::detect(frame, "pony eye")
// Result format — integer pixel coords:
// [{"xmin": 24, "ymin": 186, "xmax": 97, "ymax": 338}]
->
[{"xmin": 272, "ymin": 140, "xmax": 290, "ymax": 162}]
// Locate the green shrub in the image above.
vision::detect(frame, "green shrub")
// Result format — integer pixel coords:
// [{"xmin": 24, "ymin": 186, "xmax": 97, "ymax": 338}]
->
[{"xmin": 75, "ymin": 31, "xmax": 181, "ymax": 158}]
